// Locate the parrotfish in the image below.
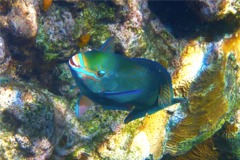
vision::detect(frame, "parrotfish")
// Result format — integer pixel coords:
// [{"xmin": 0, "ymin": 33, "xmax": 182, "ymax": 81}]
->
[{"xmin": 69, "ymin": 37, "xmax": 183, "ymax": 123}]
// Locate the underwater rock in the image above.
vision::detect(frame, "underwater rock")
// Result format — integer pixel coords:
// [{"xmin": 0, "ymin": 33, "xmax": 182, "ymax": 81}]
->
[
  {"xmin": 0, "ymin": 36, "xmax": 11, "ymax": 74},
  {"xmin": 0, "ymin": 0, "xmax": 13, "ymax": 15},
  {"xmin": 222, "ymin": 28, "xmax": 240, "ymax": 63},
  {"xmin": 166, "ymin": 40, "xmax": 238, "ymax": 155},
  {"xmin": 36, "ymin": 4, "xmax": 76, "ymax": 61},
  {"xmin": 169, "ymin": 107, "xmax": 240, "ymax": 160},
  {"xmin": 212, "ymin": 106, "xmax": 240, "ymax": 159},
  {"xmin": 163, "ymin": 138, "xmax": 220, "ymax": 160},
  {"xmin": 54, "ymin": 0, "xmax": 80, "ymax": 2},
  {"xmin": 172, "ymin": 41, "xmax": 206, "ymax": 98},
  {"xmin": 54, "ymin": 104, "xmax": 90, "ymax": 157},
  {"xmin": 112, "ymin": 0, "xmax": 127, "ymax": 6},
  {"xmin": 0, "ymin": 80, "xmax": 91, "ymax": 159},
  {"xmin": 108, "ymin": 0, "xmax": 146, "ymax": 56},
  {"xmin": 0, "ymin": 0, "xmax": 37, "ymax": 41},
  {"xmin": 0, "ymin": 81, "xmax": 67, "ymax": 159},
  {"xmin": 56, "ymin": 63, "xmax": 78, "ymax": 98},
  {"xmin": 187, "ymin": 0, "xmax": 240, "ymax": 21},
  {"xmin": 109, "ymin": 0, "xmax": 179, "ymax": 70},
  {"xmin": 96, "ymin": 110, "xmax": 169, "ymax": 159}
]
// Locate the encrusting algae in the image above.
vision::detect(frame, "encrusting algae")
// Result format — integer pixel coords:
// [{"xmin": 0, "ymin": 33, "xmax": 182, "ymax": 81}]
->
[{"xmin": 42, "ymin": 0, "xmax": 52, "ymax": 12}]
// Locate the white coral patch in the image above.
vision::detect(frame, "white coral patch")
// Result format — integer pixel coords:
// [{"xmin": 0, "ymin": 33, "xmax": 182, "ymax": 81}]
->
[
  {"xmin": 0, "ymin": 87, "xmax": 24, "ymax": 111},
  {"xmin": 130, "ymin": 131, "xmax": 150, "ymax": 159}
]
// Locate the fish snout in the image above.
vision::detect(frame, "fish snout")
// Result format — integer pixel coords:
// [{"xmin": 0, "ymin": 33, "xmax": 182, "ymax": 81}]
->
[{"xmin": 69, "ymin": 54, "xmax": 81, "ymax": 68}]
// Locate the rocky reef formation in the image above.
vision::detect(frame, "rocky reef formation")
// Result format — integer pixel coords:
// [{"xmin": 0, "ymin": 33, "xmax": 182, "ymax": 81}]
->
[
  {"xmin": 0, "ymin": 36, "xmax": 11, "ymax": 74},
  {"xmin": 0, "ymin": 81, "xmax": 63, "ymax": 159},
  {"xmin": 0, "ymin": 0, "xmax": 239, "ymax": 159},
  {"xmin": 187, "ymin": 0, "xmax": 239, "ymax": 21},
  {"xmin": 0, "ymin": 0, "xmax": 37, "ymax": 41}
]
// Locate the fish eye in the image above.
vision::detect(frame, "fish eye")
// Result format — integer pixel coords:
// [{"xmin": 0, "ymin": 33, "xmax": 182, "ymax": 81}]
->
[{"xmin": 97, "ymin": 70, "xmax": 105, "ymax": 77}]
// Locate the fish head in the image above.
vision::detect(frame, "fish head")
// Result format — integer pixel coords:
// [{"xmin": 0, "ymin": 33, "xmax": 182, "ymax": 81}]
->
[{"xmin": 69, "ymin": 51, "xmax": 118, "ymax": 93}]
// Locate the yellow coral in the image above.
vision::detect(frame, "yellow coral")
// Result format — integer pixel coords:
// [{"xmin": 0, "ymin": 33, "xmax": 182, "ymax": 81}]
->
[
  {"xmin": 222, "ymin": 29, "xmax": 240, "ymax": 62},
  {"xmin": 218, "ymin": 0, "xmax": 238, "ymax": 19},
  {"xmin": 169, "ymin": 138, "xmax": 219, "ymax": 160},
  {"xmin": 172, "ymin": 41, "xmax": 205, "ymax": 97},
  {"xmin": 138, "ymin": 110, "xmax": 169, "ymax": 159},
  {"xmin": 167, "ymin": 39, "xmax": 237, "ymax": 155}
]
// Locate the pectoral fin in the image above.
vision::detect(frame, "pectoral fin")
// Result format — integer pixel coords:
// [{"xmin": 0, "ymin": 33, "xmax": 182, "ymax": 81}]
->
[{"xmin": 75, "ymin": 95, "xmax": 94, "ymax": 118}]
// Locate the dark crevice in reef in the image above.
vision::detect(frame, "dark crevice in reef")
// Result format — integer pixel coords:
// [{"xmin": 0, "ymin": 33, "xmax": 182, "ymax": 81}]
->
[
  {"xmin": 148, "ymin": 1, "xmax": 239, "ymax": 41},
  {"xmin": 8, "ymin": 43, "xmax": 63, "ymax": 95}
]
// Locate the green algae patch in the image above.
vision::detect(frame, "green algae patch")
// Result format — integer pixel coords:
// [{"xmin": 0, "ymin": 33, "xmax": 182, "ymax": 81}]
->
[
  {"xmin": 72, "ymin": 2, "xmax": 118, "ymax": 47},
  {"xmin": 0, "ymin": 81, "xmax": 68, "ymax": 159}
]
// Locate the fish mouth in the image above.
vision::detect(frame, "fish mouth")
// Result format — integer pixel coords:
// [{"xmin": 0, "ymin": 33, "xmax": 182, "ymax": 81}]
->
[{"xmin": 69, "ymin": 55, "xmax": 81, "ymax": 68}]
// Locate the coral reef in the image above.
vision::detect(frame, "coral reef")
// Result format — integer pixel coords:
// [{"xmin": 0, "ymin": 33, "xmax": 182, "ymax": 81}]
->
[
  {"xmin": 0, "ymin": 81, "xmax": 62, "ymax": 159},
  {"xmin": 187, "ymin": 0, "xmax": 240, "ymax": 21},
  {"xmin": 109, "ymin": 0, "xmax": 145, "ymax": 55},
  {"xmin": 96, "ymin": 110, "xmax": 170, "ymax": 159},
  {"xmin": 163, "ymin": 138, "xmax": 220, "ymax": 160},
  {"xmin": 172, "ymin": 40, "xmax": 206, "ymax": 97},
  {"xmin": 0, "ymin": 0, "xmax": 37, "ymax": 41},
  {"xmin": 0, "ymin": 36, "xmax": 11, "ymax": 74},
  {"xmin": 0, "ymin": 0, "xmax": 239, "ymax": 159},
  {"xmin": 36, "ymin": 7, "xmax": 76, "ymax": 61},
  {"xmin": 223, "ymin": 28, "xmax": 240, "ymax": 62},
  {"xmin": 0, "ymin": 80, "xmax": 91, "ymax": 159},
  {"xmin": 166, "ymin": 41, "xmax": 238, "ymax": 155}
]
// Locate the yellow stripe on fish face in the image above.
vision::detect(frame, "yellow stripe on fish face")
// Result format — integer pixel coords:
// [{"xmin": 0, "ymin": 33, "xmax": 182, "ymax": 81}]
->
[
  {"xmin": 74, "ymin": 53, "xmax": 100, "ymax": 81},
  {"xmin": 74, "ymin": 54, "xmax": 80, "ymax": 66}
]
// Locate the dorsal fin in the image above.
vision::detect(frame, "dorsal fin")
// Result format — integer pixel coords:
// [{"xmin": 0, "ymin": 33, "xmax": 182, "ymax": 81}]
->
[{"xmin": 99, "ymin": 37, "xmax": 115, "ymax": 53}]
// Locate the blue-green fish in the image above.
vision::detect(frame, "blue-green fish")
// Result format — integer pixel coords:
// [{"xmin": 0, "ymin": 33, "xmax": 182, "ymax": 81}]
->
[{"xmin": 69, "ymin": 37, "xmax": 183, "ymax": 123}]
